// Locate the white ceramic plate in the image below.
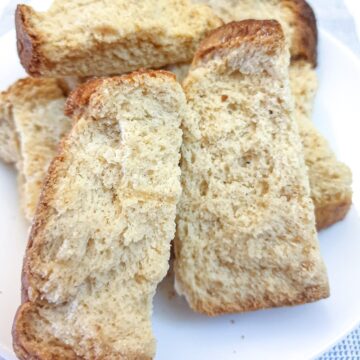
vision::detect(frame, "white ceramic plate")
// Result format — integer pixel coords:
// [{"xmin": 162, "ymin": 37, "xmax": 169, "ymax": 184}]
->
[{"xmin": 0, "ymin": 26, "xmax": 360, "ymax": 360}]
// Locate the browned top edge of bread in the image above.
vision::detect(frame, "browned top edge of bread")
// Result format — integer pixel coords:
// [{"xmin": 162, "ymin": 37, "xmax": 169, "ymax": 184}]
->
[
  {"xmin": 65, "ymin": 69, "xmax": 176, "ymax": 118},
  {"xmin": 1, "ymin": 77, "xmax": 67, "ymax": 102},
  {"xmin": 192, "ymin": 20, "xmax": 285, "ymax": 67},
  {"xmin": 16, "ymin": 5, "xmax": 48, "ymax": 77},
  {"xmin": 284, "ymin": 0, "xmax": 318, "ymax": 67}
]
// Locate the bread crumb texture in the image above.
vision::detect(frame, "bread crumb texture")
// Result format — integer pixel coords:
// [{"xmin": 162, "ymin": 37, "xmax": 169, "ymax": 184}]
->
[
  {"xmin": 13, "ymin": 71, "xmax": 185, "ymax": 359},
  {"xmin": 16, "ymin": 0, "xmax": 222, "ymax": 77},
  {"xmin": 0, "ymin": 92, "xmax": 18, "ymax": 164},
  {"xmin": 0, "ymin": 78, "xmax": 71, "ymax": 221},
  {"xmin": 167, "ymin": 28, "xmax": 352, "ymax": 231},
  {"xmin": 174, "ymin": 20, "xmax": 329, "ymax": 315},
  {"xmin": 289, "ymin": 62, "xmax": 352, "ymax": 229}
]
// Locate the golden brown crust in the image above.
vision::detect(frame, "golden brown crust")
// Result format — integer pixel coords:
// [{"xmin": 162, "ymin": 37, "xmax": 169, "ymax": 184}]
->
[
  {"xmin": 65, "ymin": 69, "xmax": 176, "ymax": 118},
  {"xmin": 282, "ymin": 0, "xmax": 318, "ymax": 67},
  {"xmin": 315, "ymin": 198, "xmax": 352, "ymax": 230},
  {"xmin": 2, "ymin": 77, "xmax": 67, "ymax": 102},
  {"xmin": 15, "ymin": 5, "xmax": 51, "ymax": 77},
  {"xmin": 192, "ymin": 20, "xmax": 285, "ymax": 66},
  {"xmin": 13, "ymin": 303, "xmax": 79, "ymax": 360},
  {"xmin": 15, "ymin": 2, "xmax": 222, "ymax": 77},
  {"xmin": 14, "ymin": 303, "xmax": 151, "ymax": 359},
  {"xmin": 64, "ymin": 78, "xmax": 104, "ymax": 117},
  {"xmin": 20, "ymin": 131, "xmax": 70, "ymax": 304},
  {"xmin": 187, "ymin": 284, "xmax": 329, "ymax": 316}
]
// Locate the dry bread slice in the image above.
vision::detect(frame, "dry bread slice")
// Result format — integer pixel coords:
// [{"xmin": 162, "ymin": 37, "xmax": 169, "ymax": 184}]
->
[
  {"xmin": 169, "ymin": 0, "xmax": 352, "ymax": 230},
  {"xmin": 13, "ymin": 70, "xmax": 184, "ymax": 359},
  {"xmin": 174, "ymin": 20, "xmax": 329, "ymax": 315},
  {"xmin": 16, "ymin": 0, "xmax": 222, "ymax": 77},
  {"xmin": 168, "ymin": 0, "xmax": 316, "ymax": 81},
  {"xmin": 289, "ymin": 63, "xmax": 352, "ymax": 229},
  {"xmin": 0, "ymin": 78, "xmax": 71, "ymax": 221},
  {"xmin": 195, "ymin": 0, "xmax": 317, "ymax": 66}
]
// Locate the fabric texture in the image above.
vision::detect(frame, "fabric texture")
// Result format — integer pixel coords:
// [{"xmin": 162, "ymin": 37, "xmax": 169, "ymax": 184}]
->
[{"xmin": 318, "ymin": 328, "xmax": 360, "ymax": 359}]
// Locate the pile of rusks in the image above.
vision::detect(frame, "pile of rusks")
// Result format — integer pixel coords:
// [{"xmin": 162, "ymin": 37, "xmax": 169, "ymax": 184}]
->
[{"xmin": 0, "ymin": 0, "xmax": 352, "ymax": 359}]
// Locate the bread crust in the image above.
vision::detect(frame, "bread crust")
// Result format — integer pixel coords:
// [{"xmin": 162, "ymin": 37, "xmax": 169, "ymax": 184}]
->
[
  {"xmin": 16, "ymin": 6, "xmax": 179, "ymax": 78},
  {"xmin": 316, "ymin": 198, "xmax": 352, "ymax": 230},
  {"xmin": 182, "ymin": 284, "xmax": 330, "ymax": 316},
  {"xmin": 197, "ymin": 0, "xmax": 317, "ymax": 66},
  {"xmin": 13, "ymin": 303, "xmax": 152, "ymax": 360},
  {"xmin": 15, "ymin": 5, "xmax": 48, "ymax": 77},
  {"xmin": 65, "ymin": 69, "xmax": 176, "ymax": 118},
  {"xmin": 15, "ymin": 3, "xmax": 222, "ymax": 77},
  {"xmin": 13, "ymin": 303, "xmax": 79, "ymax": 360},
  {"xmin": 283, "ymin": 0, "xmax": 318, "ymax": 66},
  {"xmin": 2, "ymin": 77, "xmax": 67, "ymax": 101},
  {"xmin": 20, "ymin": 131, "xmax": 70, "ymax": 305},
  {"xmin": 193, "ymin": 20, "xmax": 285, "ymax": 66}
]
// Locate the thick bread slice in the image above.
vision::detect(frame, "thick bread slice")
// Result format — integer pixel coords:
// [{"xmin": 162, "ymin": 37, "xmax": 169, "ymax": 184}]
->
[
  {"xmin": 289, "ymin": 63, "xmax": 352, "ymax": 229},
  {"xmin": 168, "ymin": 1, "xmax": 353, "ymax": 230},
  {"xmin": 16, "ymin": 0, "xmax": 222, "ymax": 77},
  {"xmin": 195, "ymin": 0, "xmax": 317, "ymax": 66},
  {"xmin": 0, "ymin": 78, "xmax": 71, "ymax": 221},
  {"xmin": 169, "ymin": 0, "xmax": 317, "ymax": 78},
  {"xmin": 174, "ymin": 21, "xmax": 329, "ymax": 315},
  {"xmin": 13, "ymin": 70, "xmax": 184, "ymax": 359}
]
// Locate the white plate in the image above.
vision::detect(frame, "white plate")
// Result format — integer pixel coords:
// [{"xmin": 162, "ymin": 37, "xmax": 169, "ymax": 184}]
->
[{"xmin": 1, "ymin": 26, "xmax": 360, "ymax": 360}]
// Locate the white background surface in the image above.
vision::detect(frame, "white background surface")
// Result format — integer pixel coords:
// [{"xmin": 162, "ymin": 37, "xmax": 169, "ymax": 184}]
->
[{"xmin": 0, "ymin": 1, "xmax": 359, "ymax": 360}]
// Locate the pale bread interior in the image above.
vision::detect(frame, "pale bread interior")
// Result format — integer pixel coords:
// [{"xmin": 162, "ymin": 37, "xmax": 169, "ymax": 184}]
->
[
  {"xmin": 174, "ymin": 21, "xmax": 329, "ymax": 315},
  {"xmin": 14, "ymin": 72, "xmax": 184, "ymax": 359}
]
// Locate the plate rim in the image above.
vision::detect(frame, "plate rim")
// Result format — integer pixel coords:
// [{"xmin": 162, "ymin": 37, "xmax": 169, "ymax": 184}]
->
[{"xmin": 308, "ymin": 30, "xmax": 360, "ymax": 359}]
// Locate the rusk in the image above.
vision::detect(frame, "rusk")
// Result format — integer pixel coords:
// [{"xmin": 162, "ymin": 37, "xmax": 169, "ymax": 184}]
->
[
  {"xmin": 0, "ymin": 78, "xmax": 71, "ymax": 221},
  {"xmin": 13, "ymin": 70, "xmax": 185, "ymax": 359},
  {"xmin": 16, "ymin": 0, "xmax": 222, "ymax": 77},
  {"xmin": 174, "ymin": 21, "xmax": 329, "ymax": 315}
]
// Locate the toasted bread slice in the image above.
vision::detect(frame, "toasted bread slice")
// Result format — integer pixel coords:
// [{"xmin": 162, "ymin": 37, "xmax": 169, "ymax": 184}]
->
[
  {"xmin": 289, "ymin": 62, "xmax": 352, "ymax": 229},
  {"xmin": 16, "ymin": 0, "xmax": 222, "ymax": 77},
  {"xmin": 0, "ymin": 78, "xmax": 71, "ymax": 221},
  {"xmin": 195, "ymin": 0, "xmax": 317, "ymax": 66},
  {"xmin": 168, "ymin": 0, "xmax": 352, "ymax": 230},
  {"xmin": 168, "ymin": 0, "xmax": 316, "ymax": 79},
  {"xmin": 174, "ymin": 21, "xmax": 329, "ymax": 315},
  {"xmin": 13, "ymin": 70, "xmax": 184, "ymax": 359}
]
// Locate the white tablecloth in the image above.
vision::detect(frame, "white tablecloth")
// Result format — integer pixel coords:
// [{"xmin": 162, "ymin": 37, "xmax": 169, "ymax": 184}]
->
[{"xmin": 0, "ymin": 1, "xmax": 359, "ymax": 359}]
